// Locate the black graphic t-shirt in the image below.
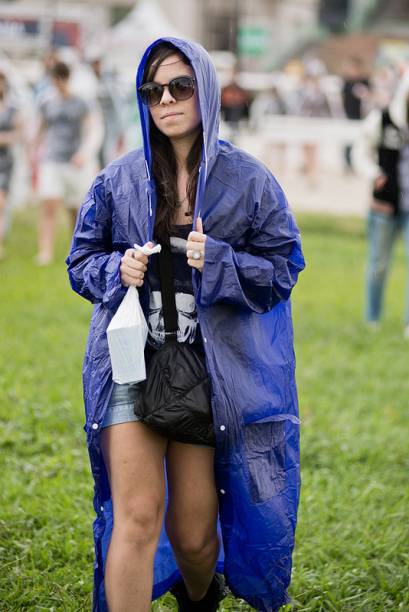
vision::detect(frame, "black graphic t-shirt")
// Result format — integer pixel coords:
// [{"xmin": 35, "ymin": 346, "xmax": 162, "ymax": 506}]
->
[{"xmin": 146, "ymin": 224, "xmax": 201, "ymax": 350}]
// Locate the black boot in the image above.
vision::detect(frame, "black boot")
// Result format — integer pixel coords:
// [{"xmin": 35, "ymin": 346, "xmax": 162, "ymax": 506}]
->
[{"xmin": 170, "ymin": 573, "xmax": 227, "ymax": 612}]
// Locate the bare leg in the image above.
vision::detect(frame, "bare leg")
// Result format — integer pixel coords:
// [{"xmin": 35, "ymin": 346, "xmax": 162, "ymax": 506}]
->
[
  {"xmin": 166, "ymin": 442, "xmax": 219, "ymax": 601},
  {"xmin": 101, "ymin": 422, "xmax": 168, "ymax": 612},
  {"xmin": 276, "ymin": 142, "xmax": 287, "ymax": 177},
  {"xmin": 265, "ymin": 142, "xmax": 287, "ymax": 177},
  {"xmin": 37, "ymin": 198, "xmax": 60, "ymax": 264},
  {"xmin": 68, "ymin": 207, "xmax": 78, "ymax": 234},
  {"xmin": 303, "ymin": 143, "xmax": 318, "ymax": 187},
  {"xmin": 0, "ymin": 190, "xmax": 7, "ymax": 257}
]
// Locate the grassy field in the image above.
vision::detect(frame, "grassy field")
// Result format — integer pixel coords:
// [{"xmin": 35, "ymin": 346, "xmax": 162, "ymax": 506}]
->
[{"xmin": 1, "ymin": 209, "xmax": 408, "ymax": 611}]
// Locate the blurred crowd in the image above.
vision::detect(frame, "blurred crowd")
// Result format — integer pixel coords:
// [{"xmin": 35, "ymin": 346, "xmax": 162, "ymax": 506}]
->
[
  {"xmin": 0, "ymin": 45, "xmax": 408, "ymax": 266},
  {"xmin": 0, "ymin": 46, "xmax": 136, "ymax": 261},
  {"xmin": 221, "ymin": 54, "xmax": 403, "ymax": 184}
]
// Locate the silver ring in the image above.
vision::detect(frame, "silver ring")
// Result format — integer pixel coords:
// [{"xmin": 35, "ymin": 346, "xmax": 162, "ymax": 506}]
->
[{"xmin": 192, "ymin": 250, "xmax": 202, "ymax": 260}]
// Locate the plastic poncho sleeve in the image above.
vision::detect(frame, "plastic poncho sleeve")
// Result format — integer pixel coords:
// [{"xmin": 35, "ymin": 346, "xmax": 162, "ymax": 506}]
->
[
  {"xmin": 66, "ymin": 173, "xmax": 127, "ymax": 311},
  {"xmin": 198, "ymin": 174, "xmax": 305, "ymax": 314}
]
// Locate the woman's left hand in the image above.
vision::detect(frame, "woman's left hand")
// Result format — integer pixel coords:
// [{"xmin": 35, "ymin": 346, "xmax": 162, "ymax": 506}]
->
[{"xmin": 187, "ymin": 217, "xmax": 206, "ymax": 272}]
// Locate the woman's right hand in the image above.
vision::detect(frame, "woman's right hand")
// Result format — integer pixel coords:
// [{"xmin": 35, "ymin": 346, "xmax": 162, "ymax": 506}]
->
[{"xmin": 120, "ymin": 244, "xmax": 152, "ymax": 287}]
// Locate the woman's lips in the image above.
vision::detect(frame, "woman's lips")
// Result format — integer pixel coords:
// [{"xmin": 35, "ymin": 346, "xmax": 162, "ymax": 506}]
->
[{"xmin": 161, "ymin": 112, "xmax": 183, "ymax": 119}]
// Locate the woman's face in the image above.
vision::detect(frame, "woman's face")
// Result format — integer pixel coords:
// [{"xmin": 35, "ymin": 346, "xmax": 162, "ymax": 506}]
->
[{"xmin": 148, "ymin": 53, "xmax": 201, "ymax": 142}]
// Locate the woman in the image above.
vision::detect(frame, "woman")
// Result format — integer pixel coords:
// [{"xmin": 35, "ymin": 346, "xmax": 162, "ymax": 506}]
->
[
  {"xmin": 67, "ymin": 38, "xmax": 305, "ymax": 612},
  {"xmin": 353, "ymin": 70, "xmax": 409, "ymax": 336},
  {"xmin": 0, "ymin": 71, "xmax": 22, "ymax": 259},
  {"xmin": 296, "ymin": 70, "xmax": 332, "ymax": 188}
]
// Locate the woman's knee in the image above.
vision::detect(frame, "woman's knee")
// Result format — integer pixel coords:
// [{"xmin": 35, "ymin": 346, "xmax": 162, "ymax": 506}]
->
[
  {"xmin": 115, "ymin": 498, "xmax": 164, "ymax": 547},
  {"xmin": 168, "ymin": 525, "xmax": 218, "ymax": 561},
  {"xmin": 42, "ymin": 198, "xmax": 59, "ymax": 211}
]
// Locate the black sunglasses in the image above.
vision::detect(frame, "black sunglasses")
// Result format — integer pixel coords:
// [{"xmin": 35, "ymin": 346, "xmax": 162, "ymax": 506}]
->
[{"xmin": 138, "ymin": 76, "xmax": 196, "ymax": 107}]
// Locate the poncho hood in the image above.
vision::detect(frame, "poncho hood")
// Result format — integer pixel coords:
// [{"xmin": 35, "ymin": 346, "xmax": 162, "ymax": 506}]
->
[{"xmin": 136, "ymin": 37, "xmax": 220, "ymax": 225}]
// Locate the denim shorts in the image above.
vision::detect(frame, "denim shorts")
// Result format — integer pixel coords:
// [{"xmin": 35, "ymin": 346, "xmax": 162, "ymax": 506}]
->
[{"xmin": 101, "ymin": 381, "xmax": 142, "ymax": 429}]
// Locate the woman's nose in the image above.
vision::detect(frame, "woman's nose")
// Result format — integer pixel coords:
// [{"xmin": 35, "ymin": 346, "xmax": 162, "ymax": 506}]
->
[{"xmin": 160, "ymin": 85, "xmax": 176, "ymax": 105}]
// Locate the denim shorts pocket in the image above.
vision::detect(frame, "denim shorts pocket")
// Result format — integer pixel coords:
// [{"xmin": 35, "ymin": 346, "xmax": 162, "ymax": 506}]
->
[
  {"xmin": 244, "ymin": 419, "xmax": 286, "ymax": 504},
  {"xmin": 109, "ymin": 381, "xmax": 142, "ymax": 407}
]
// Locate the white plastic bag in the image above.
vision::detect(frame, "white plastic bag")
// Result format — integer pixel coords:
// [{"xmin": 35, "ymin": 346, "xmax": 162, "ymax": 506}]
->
[{"xmin": 107, "ymin": 242, "xmax": 161, "ymax": 384}]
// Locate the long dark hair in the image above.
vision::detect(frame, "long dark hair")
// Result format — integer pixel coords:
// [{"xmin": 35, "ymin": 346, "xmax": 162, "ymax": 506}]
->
[{"xmin": 142, "ymin": 42, "xmax": 203, "ymax": 242}]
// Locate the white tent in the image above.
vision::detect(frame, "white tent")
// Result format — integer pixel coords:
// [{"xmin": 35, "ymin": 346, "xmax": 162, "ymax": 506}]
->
[{"xmin": 103, "ymin": 0, "xmax": 186, "ymax": 73}]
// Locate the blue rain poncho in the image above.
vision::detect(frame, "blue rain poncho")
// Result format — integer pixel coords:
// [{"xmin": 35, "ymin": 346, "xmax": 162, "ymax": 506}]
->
[{"xmin": 67, "ymin": 37, "xmax": 305, "ymax": 612}]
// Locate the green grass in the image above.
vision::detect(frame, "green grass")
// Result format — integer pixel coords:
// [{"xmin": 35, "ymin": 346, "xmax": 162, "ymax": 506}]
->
[{"xmin": 1, "ymin": 209, "xmax": 408, "ymax": 611}]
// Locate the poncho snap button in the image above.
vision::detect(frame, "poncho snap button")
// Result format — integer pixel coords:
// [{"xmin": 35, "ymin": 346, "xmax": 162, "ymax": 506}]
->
[
  {"xmin": 92, "ymin": 423, "xmax": 99, "ymax": 430},
  {"xmin": 220, "ymin": 425, "xmax": 226, "ymax": 431},
  {"xmin": 220, "ymin": 489, "xmax": 226, "ymax": 495}
]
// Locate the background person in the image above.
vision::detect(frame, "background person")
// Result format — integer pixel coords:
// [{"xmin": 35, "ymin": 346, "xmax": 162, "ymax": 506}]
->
[
  {"xmin": 220, "ymin": 66, "xmax": 250, "ymax": 142},
  {"xmin": 32, "ymin": 48, "xmax": 59, "ymax": 106},
  {"xmin": 353, "ymin": 71, "xmax": 409, "ymax": 337},
  {"xmin": 67, "ymin": 37, "xmax": 304, "ymax": 612},
  {"xmin": 296, "ymin": 70, "xmax": 332, "ymax": 187},
  {"xmin": 341, "ymin": 56, "xmax": 371, "ymax": 172},
  {"xmin": 33, "ymin": 61, "xmax": 102, "ymax": 265},
  {"xmin": 0, "ymin": 71, "xmax": 23, "ymax": 260},
  {"xmin": 250, "ymin": 83, "xmax": 287, "ymax": 174},
  {"xmin": 89, "ymin": 52, "xmax": 125, "ymax": 168}
]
